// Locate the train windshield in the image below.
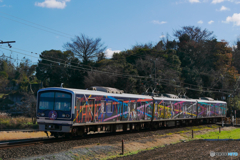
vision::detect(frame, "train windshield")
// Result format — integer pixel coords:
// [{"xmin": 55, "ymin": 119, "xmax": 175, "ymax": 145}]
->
[{"xmin": 39, "ymin": 91, "xmax": 72, "ymax": 111}]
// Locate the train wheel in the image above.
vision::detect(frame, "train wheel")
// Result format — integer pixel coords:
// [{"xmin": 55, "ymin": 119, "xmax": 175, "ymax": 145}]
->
[
  {"xmin": 53, "ymin": 133, "xmax": 59, "ymax": 138},
  {"xmin": 65, "ymin": 133, "xmax": 73, "ymax": 139}
]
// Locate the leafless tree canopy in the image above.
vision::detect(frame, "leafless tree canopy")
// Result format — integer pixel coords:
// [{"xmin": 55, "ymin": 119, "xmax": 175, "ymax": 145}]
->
[
  {"xmin": 174, "ymin": 26, "xmax": 215, "ymax": 42},
  {"xmin": 64, "ymin": 34, "xmax": 107, "ymax": 64}
]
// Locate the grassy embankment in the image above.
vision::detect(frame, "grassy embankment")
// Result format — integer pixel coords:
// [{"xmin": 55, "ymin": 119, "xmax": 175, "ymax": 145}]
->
[
  {"xmin": 0, "ymin": 113, "xmax": 38, "ymax": 130},
  {"xmin": 69, "ymin": 125, "xmax": 225, "ymax": 160},
  {"xmin": 196, "ymin": 128, "xmax": 240, "ymax": 139},
  {"xmin": 98, "ymin": 125, "xmax": 237, "ymax": 160}
]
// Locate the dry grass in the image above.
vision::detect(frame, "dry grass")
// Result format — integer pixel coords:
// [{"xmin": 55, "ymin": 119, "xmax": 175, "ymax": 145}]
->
[
  {"xmin": 0, "ymin": 131, "xmax": 49, "ymax": 141},
  {"xmin": 0, "ymin": 112, "xmax": 38, "ymax": 130}
]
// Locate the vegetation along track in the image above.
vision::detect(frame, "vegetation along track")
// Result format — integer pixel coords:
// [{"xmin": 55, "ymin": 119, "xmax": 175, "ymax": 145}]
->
[{"xmin": 0, "ymin": 124, "xmax": 219, "ymax": 159}]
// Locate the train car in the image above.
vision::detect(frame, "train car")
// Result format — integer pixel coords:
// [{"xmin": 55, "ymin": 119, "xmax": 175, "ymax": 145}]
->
[{"xmin": 36, "ymin": 87, "xmax": 227, "ymax": 137}]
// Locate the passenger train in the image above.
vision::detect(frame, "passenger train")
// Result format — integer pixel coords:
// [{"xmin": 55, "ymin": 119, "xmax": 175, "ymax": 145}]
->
[{"xmin": 36, "ymin": 86, "xmax": 227, "ymax": 137}]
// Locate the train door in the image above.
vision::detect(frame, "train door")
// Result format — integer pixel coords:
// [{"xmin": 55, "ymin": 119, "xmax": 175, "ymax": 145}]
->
[
  {"xmin": 116, "ymin": 100, "xmax": 122, "ymax": 121},
  {"xmin": 192, "ymin": 102, "xmax": 197, "ymax": 118},
  {"xmin": 208, "ymin": 104, "xmax": 211, "ymax": 117},
  {"xmin": 190, "ymin": 102, "xmax": 193, "ymax": 118},
  {"xmin": 177, "ymin": 103, "xmax": 181, "ymax": 118},
  {"xmin": 197, "ymin": 103, "xmax": 201, "ymax": 118},
  {"xmin": 164, "ymin": 101, "xmax": 171, "ymax": 119},
  {"xmin": 170, "ymin": 101, "xmax": 174, "ymax": 119},
  {"xmin": 75, "ymin": 97, "xmax": 81, "ymax": 123},
  {"xmin": 218, "ymin": 104, "xmax": 222, "ymax": 116},
  {"xmin": 154, "ymin": 101, "xmax": 158, "ymax": 120},
  {"xmin": 147, "ymin": 102, "xmax": 152, "ymax": 120},
  {"xmin": 99, "ymin": 100, "xmax": 106, "ymax": 122},
  {"xmin": 133, "ymin": 102, "xmax": 137, "ymax": 120},
  {"xmin": 141, "ymin": 102, "xmax": 146, "ymax": 120},
  {"xmin": 87, "ymin": 99, "xmax": 95, "ymax": 122}
]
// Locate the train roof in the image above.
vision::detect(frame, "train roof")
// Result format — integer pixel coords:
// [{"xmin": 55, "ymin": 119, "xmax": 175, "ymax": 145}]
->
[{"xmin": 38, "ymin": 87, "xmax": 226, "ymax": 104}]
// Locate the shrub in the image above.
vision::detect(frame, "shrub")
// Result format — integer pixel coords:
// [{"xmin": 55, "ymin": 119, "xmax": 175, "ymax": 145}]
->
[{"xmin": 0, "ymin": 71, "xmax": 8, "ymax": 79}]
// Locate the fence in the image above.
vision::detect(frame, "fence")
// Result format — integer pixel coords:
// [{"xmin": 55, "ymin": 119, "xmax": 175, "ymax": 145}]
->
[{"xmin": 224, "ymin": 117, "xmax": 240, "ymax": 125}]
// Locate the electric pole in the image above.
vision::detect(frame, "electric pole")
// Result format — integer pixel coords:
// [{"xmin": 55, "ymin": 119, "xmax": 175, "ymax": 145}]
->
[{"xmin": 0, "ymin": 41, "xmax": 16, "ymax": 48}]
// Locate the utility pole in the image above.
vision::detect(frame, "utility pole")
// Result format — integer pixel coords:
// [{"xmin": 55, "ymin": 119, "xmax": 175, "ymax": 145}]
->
[
  {"xmin": 151, "ymin": 58, "xmax": 157, "ymax": 94},
  {"xmin": 154, "ymin": 60, "xmax": 156, "ymax": 92},
  {"xmin": 0, "ymin": 41, "xmax": 16, "ymax": 48}
]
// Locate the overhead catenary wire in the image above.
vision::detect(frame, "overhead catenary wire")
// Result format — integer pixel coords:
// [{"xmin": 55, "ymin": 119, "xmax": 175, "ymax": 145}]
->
[
  {"xmin": 0, "ymin": 46, "xmax": 235, "ymax": 94},
  {"xmin": 0, "ymin": 11, "xmax": 73, "ymax": 37},
  {"xmin": 0, "ymin": 46, "xmax": 233, "ymax": 95},
  {"xmin": 8, "ymin": 46, "xmax": 235, "ymax": 93},
  {"xmin": 0, "ymin": 15, "xmax": 71, "ymax": 39},
  {"xmin": 1, "ymin": 11, "xmax": 232, "ymax": 93}
]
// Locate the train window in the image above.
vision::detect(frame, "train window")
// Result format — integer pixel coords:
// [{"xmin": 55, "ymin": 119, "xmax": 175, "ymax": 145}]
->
[
  {"xmin": 107, "ymin": 101, "xmax": 113, "ymax": 113},
  {"xmin": 39, "ymin": 92, "xmax": 54, "ymax": 110},
  {"xmin": 54, "ymin": 92, "xmax": 72, "ymax": 111},
  {"xmin": 101, "ymin": 101, "xmax": 105, "ymax": 113}
]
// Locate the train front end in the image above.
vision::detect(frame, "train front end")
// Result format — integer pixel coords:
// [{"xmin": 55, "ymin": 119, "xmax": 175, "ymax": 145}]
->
[{"xmin": 36, "ymin": 88, "xmax": 74, "ymax": 137}]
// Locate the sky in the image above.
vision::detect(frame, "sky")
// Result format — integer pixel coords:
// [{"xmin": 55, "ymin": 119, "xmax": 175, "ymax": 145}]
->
[{"xmin": 0, "ymin": 0, "xmax": 240, "ymax": 65}]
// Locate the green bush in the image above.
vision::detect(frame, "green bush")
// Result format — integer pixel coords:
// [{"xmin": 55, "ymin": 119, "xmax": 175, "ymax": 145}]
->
[{"xmin": 0, "ymin": 71, "xmax": 8, "ymax": 79}]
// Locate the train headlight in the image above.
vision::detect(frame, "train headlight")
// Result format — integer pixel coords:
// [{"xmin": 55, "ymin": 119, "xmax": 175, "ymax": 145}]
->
[
  {"xmin": 66, "ymin": 114, "xmax": 70, "ymax": 118},
  {"xmin": 62, "ymin": 113, "xmax": 66, "ymax": 118},
  {"xmin": 41, "ymin": 113, "xmax": 45, "ymax": 116}
]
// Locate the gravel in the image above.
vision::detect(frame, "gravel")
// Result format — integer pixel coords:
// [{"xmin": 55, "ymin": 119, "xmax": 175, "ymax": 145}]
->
[
  {"xmin": 21, "ymin": 145, "xmax": 118, "ymax": 160},
  {"xmin": 0, "ymin": 124, "xmax": 217, "ymax": 160}
]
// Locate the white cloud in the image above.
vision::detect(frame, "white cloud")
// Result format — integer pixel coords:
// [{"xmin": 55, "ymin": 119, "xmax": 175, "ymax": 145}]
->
[
  {"xmin": 212, "ymin": 0, "xmax": 225, "ymax": 4},
  {"xmin": 0, "ymin": 4, "xmax": 10, "ymax": 7},
  {"xmin": 198, "ymin": 20, "xmax": 203, "ymax": 24},
  {"xmin": 219, "ymin": 5, "xmax": 230, "ymax": 11},
  {"xmin": 0, "ymin": 0, "xmax": 3, "ymax": 2},
  {"xmin": 152, "ymin": 20, "xmax": 167, "ymax": 25},
  {"xmin": 208, "ymin": 20, "xmax": 214, "ymax": 24},
  {"xmin": 160, "ymin": 35, "xmax": 165, "ymax": 38},
  {"xmin": 189, "ymin": 0, "xmax": 200, "ymax": 3},
  {"xmin": 105, "ymin": 48, "xmax": 121, "ymax": 58},
  {"xmin": 35, "ymin": 0, "xmax": 70, "ymax": 9},
  {"xmin": 223, "ymin": 13, "xmax": 240, "ymax": 26}
]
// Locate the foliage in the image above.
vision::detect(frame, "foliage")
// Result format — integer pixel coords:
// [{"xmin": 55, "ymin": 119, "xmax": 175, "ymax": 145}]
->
[
  {"xmin": 1, "ymin": 27, "xmax": 240, "ymax": 118},
  {"xmin": 0, "ymin": 113, "xmax": 38, "ymax": 129},
  {"xmin": 36, "ymin": 50, "xmax": 85, "ymax": 88},
  {"xmin": 0, "ymin": 71, "xmax": 8, "ymax": 78}
]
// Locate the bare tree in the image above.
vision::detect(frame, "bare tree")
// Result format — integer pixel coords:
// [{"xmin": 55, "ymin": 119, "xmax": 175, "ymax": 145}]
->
[
  {"xmin": 174, "ymin": 26, "xmax": 215, "ymax": 42},
  {"xmin": 64, "ymin": 34, "xmax": 107, "ymax": 64},
  {"xmin": 18, "ymin": 93, "xmax": 37, "ymax": 124}
]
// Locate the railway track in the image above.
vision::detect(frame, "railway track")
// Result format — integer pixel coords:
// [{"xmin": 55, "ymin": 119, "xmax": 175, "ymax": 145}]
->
[
  {"xmin": 0, "ymin": 122, "xmax": 222, "ymax": 150},
  {"xmin": 0, "ymin": 125, "xmax": 181, "ymax": 150},
  {"xmin": 0, "ymin": 137, "xmax": 55, "ymax": 149},
  {"xmin": 0, "ymin": 124, "xmax": 220, "ymax": 160}
]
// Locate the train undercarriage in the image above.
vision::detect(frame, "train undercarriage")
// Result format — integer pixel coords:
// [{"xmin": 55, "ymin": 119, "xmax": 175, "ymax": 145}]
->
[{"xmin": 47, "ymin": 117, "xmax": 223, "ymax": 138}]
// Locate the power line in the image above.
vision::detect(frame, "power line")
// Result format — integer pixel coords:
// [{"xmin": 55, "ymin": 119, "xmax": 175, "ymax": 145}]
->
[
  {"xmin": 0, "ymin": 46, "xmax": 235, "ymax": 94},
  {"xmin": 0, "ymin": 15, "xmax": 71, "ymax": 39},
  {"xmin": 0, "ymin": 11, "xmax": 73, "ymax": 37},
  {"xmin": 0, "ymin": 46, "xmax": 233, "ymax": 95}
]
